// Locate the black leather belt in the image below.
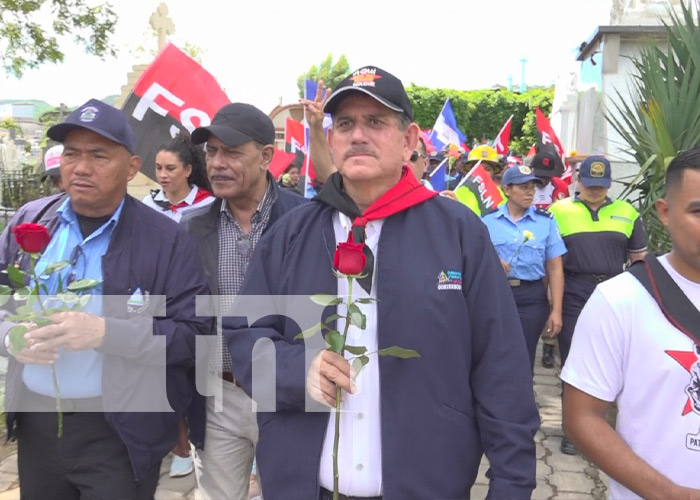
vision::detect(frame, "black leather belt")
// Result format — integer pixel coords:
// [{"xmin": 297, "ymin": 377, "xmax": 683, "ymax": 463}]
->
[
  {"xmin": 508, "ymin": 278, "xmax": 542, "ymax": 287},
  {"xmin": 320, "ymin": 487, "xmax": 382, "ymax": 500},
  {"xmin": 565, "ymin": 270, "xmax": 614, "ymax": 284}
]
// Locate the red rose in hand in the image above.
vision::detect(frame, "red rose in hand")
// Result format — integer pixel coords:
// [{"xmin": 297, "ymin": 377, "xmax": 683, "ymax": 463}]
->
[
  {"xmin": 334, "ymin": 241, "xmax": 366, "ymax": 276},
  {"xmin": 12, "ymin": 223, "xmax": 51, "ymax": 254}
]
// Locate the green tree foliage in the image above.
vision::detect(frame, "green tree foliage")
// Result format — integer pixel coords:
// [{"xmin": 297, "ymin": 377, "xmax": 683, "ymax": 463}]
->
[
  {"xmin": 607, "ymin": 1, "xmax": 700, "ymax": 254},
  {"xmin": 297, "ymin": 54, "xmax": 350, "ymax": 97},
  {"xmin": 1, "ymin": 0, "xmax": 118, "ymax": 77},
  {"xmin": 406, "ymin": 85, "xmax": 553, "ymax": 156}
]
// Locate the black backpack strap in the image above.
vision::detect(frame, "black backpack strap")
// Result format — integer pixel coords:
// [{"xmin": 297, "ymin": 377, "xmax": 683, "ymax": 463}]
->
[{"xmin": 628, "ymin": 254, "xmax": 700, "ymax": 345}]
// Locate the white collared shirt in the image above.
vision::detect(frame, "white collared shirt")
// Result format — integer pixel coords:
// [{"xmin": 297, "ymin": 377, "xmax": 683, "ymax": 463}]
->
[
  {"xmin": 318, "ymin": 212, "xmax": 384, "ymax": 496},
  {"xmin": 141, "ymin": 185, "xmax": 215, "ymax": 222}
]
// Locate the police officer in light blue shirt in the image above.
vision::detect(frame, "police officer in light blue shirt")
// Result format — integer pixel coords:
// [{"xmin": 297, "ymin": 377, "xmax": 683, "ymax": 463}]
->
[{"xmin": 483, "ymin": 164, "xmax": 567, "ymax": 370}]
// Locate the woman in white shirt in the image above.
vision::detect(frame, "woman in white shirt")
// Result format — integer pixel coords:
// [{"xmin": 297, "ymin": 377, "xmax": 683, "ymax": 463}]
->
[{"xmin": 142, "ymin": 133, "xmax": 215, "ymax": 222}]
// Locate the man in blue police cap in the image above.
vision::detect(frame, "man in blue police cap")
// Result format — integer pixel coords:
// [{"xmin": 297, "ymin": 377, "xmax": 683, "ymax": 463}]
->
[
  {"xmin": 550, "ymin": 155, "xmax": 647, "ymax": 455},
  {"xmin": 0, "ymin": 98, "xmax": 211, "ymax": 499}
]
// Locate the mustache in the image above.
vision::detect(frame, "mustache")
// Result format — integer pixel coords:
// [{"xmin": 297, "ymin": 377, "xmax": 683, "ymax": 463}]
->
[{"xmin": 344, "ymin": 147, "xmax": 377, "ymax": 161}]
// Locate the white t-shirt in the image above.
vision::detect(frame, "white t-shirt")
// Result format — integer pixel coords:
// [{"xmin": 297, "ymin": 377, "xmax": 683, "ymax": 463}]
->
[{"xmin": 562, "ymin": 255, "xmax": 700, "ymax": 499}]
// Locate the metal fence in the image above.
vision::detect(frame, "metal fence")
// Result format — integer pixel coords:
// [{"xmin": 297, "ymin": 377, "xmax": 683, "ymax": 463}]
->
[
  {"xmin": 1, "ymin": 168, "xmax": 51, "ymax": 210},
  {"xmin": 0, "ymin": 207, "xmax": 14, "ymax": 234}
]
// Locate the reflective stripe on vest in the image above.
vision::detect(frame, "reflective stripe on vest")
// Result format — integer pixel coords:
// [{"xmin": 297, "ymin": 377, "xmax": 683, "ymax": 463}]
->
[{"xmin": 549, "ymin": 198, "xmax": 639, "ymax": 238}]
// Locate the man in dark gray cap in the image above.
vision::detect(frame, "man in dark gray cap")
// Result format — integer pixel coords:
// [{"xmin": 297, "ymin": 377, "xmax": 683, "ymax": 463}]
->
[{"xmin": 183, "ymin": 102, "xmax": 307, "ymax": 500}]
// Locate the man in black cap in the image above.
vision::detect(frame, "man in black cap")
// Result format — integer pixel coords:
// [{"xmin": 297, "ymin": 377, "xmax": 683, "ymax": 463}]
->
[
  {"xmin": 224, "ymin": 66, "xmax": 539, "ymax": 499},
  {"xmin": 0, "ymin": 98, "xmax": 211, "ymax": 499},
  {"xmin": 183, "ymin": 102, "xmax": 307, "ymax": 500},
  {"xmin": 530, "ymin": 148, "xmax": 571, "ymax": 369}
]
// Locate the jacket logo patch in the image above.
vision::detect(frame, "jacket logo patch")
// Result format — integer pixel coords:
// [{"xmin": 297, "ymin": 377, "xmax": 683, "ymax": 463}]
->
[
  {"xmin": 437, "ymin": 270, "xmax": 462, "ymax": 291},
  {"xmin": 127, "ymin": 287, "xmax": 150, "ymax": 314}
]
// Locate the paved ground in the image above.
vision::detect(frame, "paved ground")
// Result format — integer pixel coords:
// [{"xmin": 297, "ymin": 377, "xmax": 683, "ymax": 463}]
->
[{"xmin": 0, "ymin": 342, "xmax": 608, "ymax": 499}]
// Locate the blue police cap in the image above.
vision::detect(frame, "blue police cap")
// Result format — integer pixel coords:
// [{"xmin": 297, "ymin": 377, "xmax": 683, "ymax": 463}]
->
[
  {"xmin": 579, "ymin": 156, "xmax": 612, "ymax": 188},
  {"xmin": 48, "ymin": 98, "xmax": 135, "ymax": 154},
  {"xmin": 502, "ymin": 165, "xmax": 544, "ymax": 186}
]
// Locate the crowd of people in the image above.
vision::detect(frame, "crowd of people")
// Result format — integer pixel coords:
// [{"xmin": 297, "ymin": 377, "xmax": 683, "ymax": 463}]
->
[{"xmin": 0, "ymin": 63, "xmax": 698, "ymax": 500}]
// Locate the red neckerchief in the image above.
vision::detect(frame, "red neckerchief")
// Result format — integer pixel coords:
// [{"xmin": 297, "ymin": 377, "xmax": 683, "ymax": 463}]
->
[
  {"xmin": 351, "ymin": 166, "xmax": 437, "ymax": 228},
  {"xmin": 171, "ymin": 187, "xmax": 212, "ymax": 212},
  {"xmin": 316, "ymin": 166, "xmax": 437, "ymax": 292}
]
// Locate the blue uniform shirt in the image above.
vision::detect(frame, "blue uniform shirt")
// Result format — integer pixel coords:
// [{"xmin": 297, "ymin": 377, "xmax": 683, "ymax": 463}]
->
[
  {"xmin": 23, "ymin": 198, "xmax": 124, "ymax": 398},
  {"xmin": 482, "ymin": 203, "xmax": 567, "ymax": 281}
]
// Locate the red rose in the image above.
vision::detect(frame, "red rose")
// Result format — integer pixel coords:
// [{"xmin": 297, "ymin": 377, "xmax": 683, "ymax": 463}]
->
[
  {"xmin": 12, "ymin": 223, "xmax": 51, "ymax": 254},
  {"xmin": 334, "ymin": 241, "xmax": 366, "ymax": 276}
]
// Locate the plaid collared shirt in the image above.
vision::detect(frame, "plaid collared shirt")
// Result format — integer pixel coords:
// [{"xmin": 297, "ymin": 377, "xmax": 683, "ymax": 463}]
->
[{"xmin": 213, "ymin": 181, "xmax": 277, "ymax": 373}]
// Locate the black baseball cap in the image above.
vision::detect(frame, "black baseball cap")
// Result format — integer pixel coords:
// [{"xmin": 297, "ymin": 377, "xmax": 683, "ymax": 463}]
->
[
  {"xmin": 323, "ymin": 66, "xmax": 413, "ymax": 121},
  {"xmin": 47, "ymin": 98, "xmax": 135, "ymax": 154},
  {"xmin": 191, "ymin": 103, "xmax": 275, "ymax": 147},
  {"xmin": 530, "ymin": 150, "xmax": 560, "ymax": 177}
]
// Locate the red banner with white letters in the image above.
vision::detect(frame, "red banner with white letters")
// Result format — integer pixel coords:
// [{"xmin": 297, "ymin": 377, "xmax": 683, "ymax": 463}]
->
[
  {"xmin": 493, "ymin": 115, "xmax": 513, "ymax": 155},
  {"xmin": 458, "ymin": 161, "xmax": 504, "ymax": 214},
  {"xmin": 121, "ymin": 43, "xmax": 230, "ymax": 181},
  {"xmin": 535, "ymin": 108, "xmax": 572, "ymax": 183},
  {"xmin": 284, "ymin": 118, "xmax": 305, "ymax": 155}
]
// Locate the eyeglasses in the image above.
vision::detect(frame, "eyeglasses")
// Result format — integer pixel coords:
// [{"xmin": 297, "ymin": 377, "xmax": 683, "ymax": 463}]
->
[
  {"xmin": 67, "ymin": 245, "xmax": 85, "ymax": 285},
  {"xmin": 410, "ymin": 150, "xmax": 427, "ymax": 162}
]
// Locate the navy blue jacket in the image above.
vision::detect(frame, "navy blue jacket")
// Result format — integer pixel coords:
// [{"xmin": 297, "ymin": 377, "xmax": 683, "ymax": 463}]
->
[
  {"xmin": 0, "ymin": 194, "xmax": 212, "ymax": 481},
  {"xmin": 225, "ymin": 196, "xmax": 540, "ymax": 500},
  {"xmin": 181, "ymin": 178, "xmax": 308, "ymax": 445}
]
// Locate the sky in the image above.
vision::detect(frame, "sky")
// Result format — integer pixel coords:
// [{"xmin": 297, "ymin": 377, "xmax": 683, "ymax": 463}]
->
[{"xmin": 0, "ymin": 0, "xmax": 613, "ymax": 114}]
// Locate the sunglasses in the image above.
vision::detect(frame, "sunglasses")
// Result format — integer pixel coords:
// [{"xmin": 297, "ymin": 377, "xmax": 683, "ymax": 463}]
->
[{"xmin": 410, "ymin": 150, "xmax": 426, "ymax": 162}]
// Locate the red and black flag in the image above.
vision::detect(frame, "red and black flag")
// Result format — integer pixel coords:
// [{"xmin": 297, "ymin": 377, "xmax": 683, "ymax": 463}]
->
[{"xmin": 121, "ymin": 43, "xmax": 230, "ymax": 181}]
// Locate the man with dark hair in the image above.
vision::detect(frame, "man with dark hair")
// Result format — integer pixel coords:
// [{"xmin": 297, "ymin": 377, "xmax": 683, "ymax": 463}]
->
[
  {"xmin": 408, "ymin": 136, "xmax": 430, "ymax": 186},
  {"xmin": 562, "ymin": 147, "xmax": 700, "ymax": 499},
  {"xmin": 0, "ymin": 99, "xmax": 211, "ymax": 500},
  {"xmin": 225, "ymin": 66, "xmax": 539, "ymax": 500},
  {"xmin": 549, "ymin": 155, "xmax": 647, "ymax": 454},
  {"xmin": 183, "ymin": 102, "xmax": 307, "ymax": 500},
  {"xmin": 530, "ymin": 149, "xmax": 570, "ymax": 369}
]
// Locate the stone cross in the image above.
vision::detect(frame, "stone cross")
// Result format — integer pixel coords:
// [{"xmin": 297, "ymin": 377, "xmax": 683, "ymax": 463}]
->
[{"xmin": 149, "ymin": 2, "xmax": 175, "ymax": 50}]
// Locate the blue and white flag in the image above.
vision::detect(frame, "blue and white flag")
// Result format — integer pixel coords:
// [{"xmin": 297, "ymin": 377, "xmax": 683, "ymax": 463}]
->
[
  {"xmin": 428, "ymin": 99, "xmax": 466, "ymax": 151},
  {"xmin": 429, "ymin": 158, "xmax": 449, "ymax": 192}
]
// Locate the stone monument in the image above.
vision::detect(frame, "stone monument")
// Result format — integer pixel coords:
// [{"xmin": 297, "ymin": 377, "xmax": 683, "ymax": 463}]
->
[
  {"xmin": 550, "ymin": 0, "xmax": 685, "ymax": 194},
  {"xmin": 120, "ymin": 2, "xmax": 176, "ymax": 200},
  {"xmin": 611, "ymin": 0, "xmax": 684, "ymax": 25}
]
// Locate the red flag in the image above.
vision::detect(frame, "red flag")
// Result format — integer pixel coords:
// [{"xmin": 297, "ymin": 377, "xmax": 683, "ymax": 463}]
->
[
  {"xmin": 457, "ymin": 161, "xmax": 504, "ymax": 214},
  {"xmin": 284, "ymin": 118, "xmax": 305, "ymax": 155},
  {"xmin": 421, "ymin": 130, "xmax": 436, "ymax": 154},
  {"xmin": 535, "ymin": 108, "xmax": 572, "ymax": 183},
  {"xmin": 123, "ymin": 43, "xmax": 230, "ymax": 181},
  {"xmin": 268, "ymin": 149, "xmax": 298, "ymax": 179},
  {"xmin": 493, "ymin": 115, "xmax": 513, "ymax": 155},
  {"xmin": 526, "ymin": 143, "xmax": 537, "ymax": 157}
]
